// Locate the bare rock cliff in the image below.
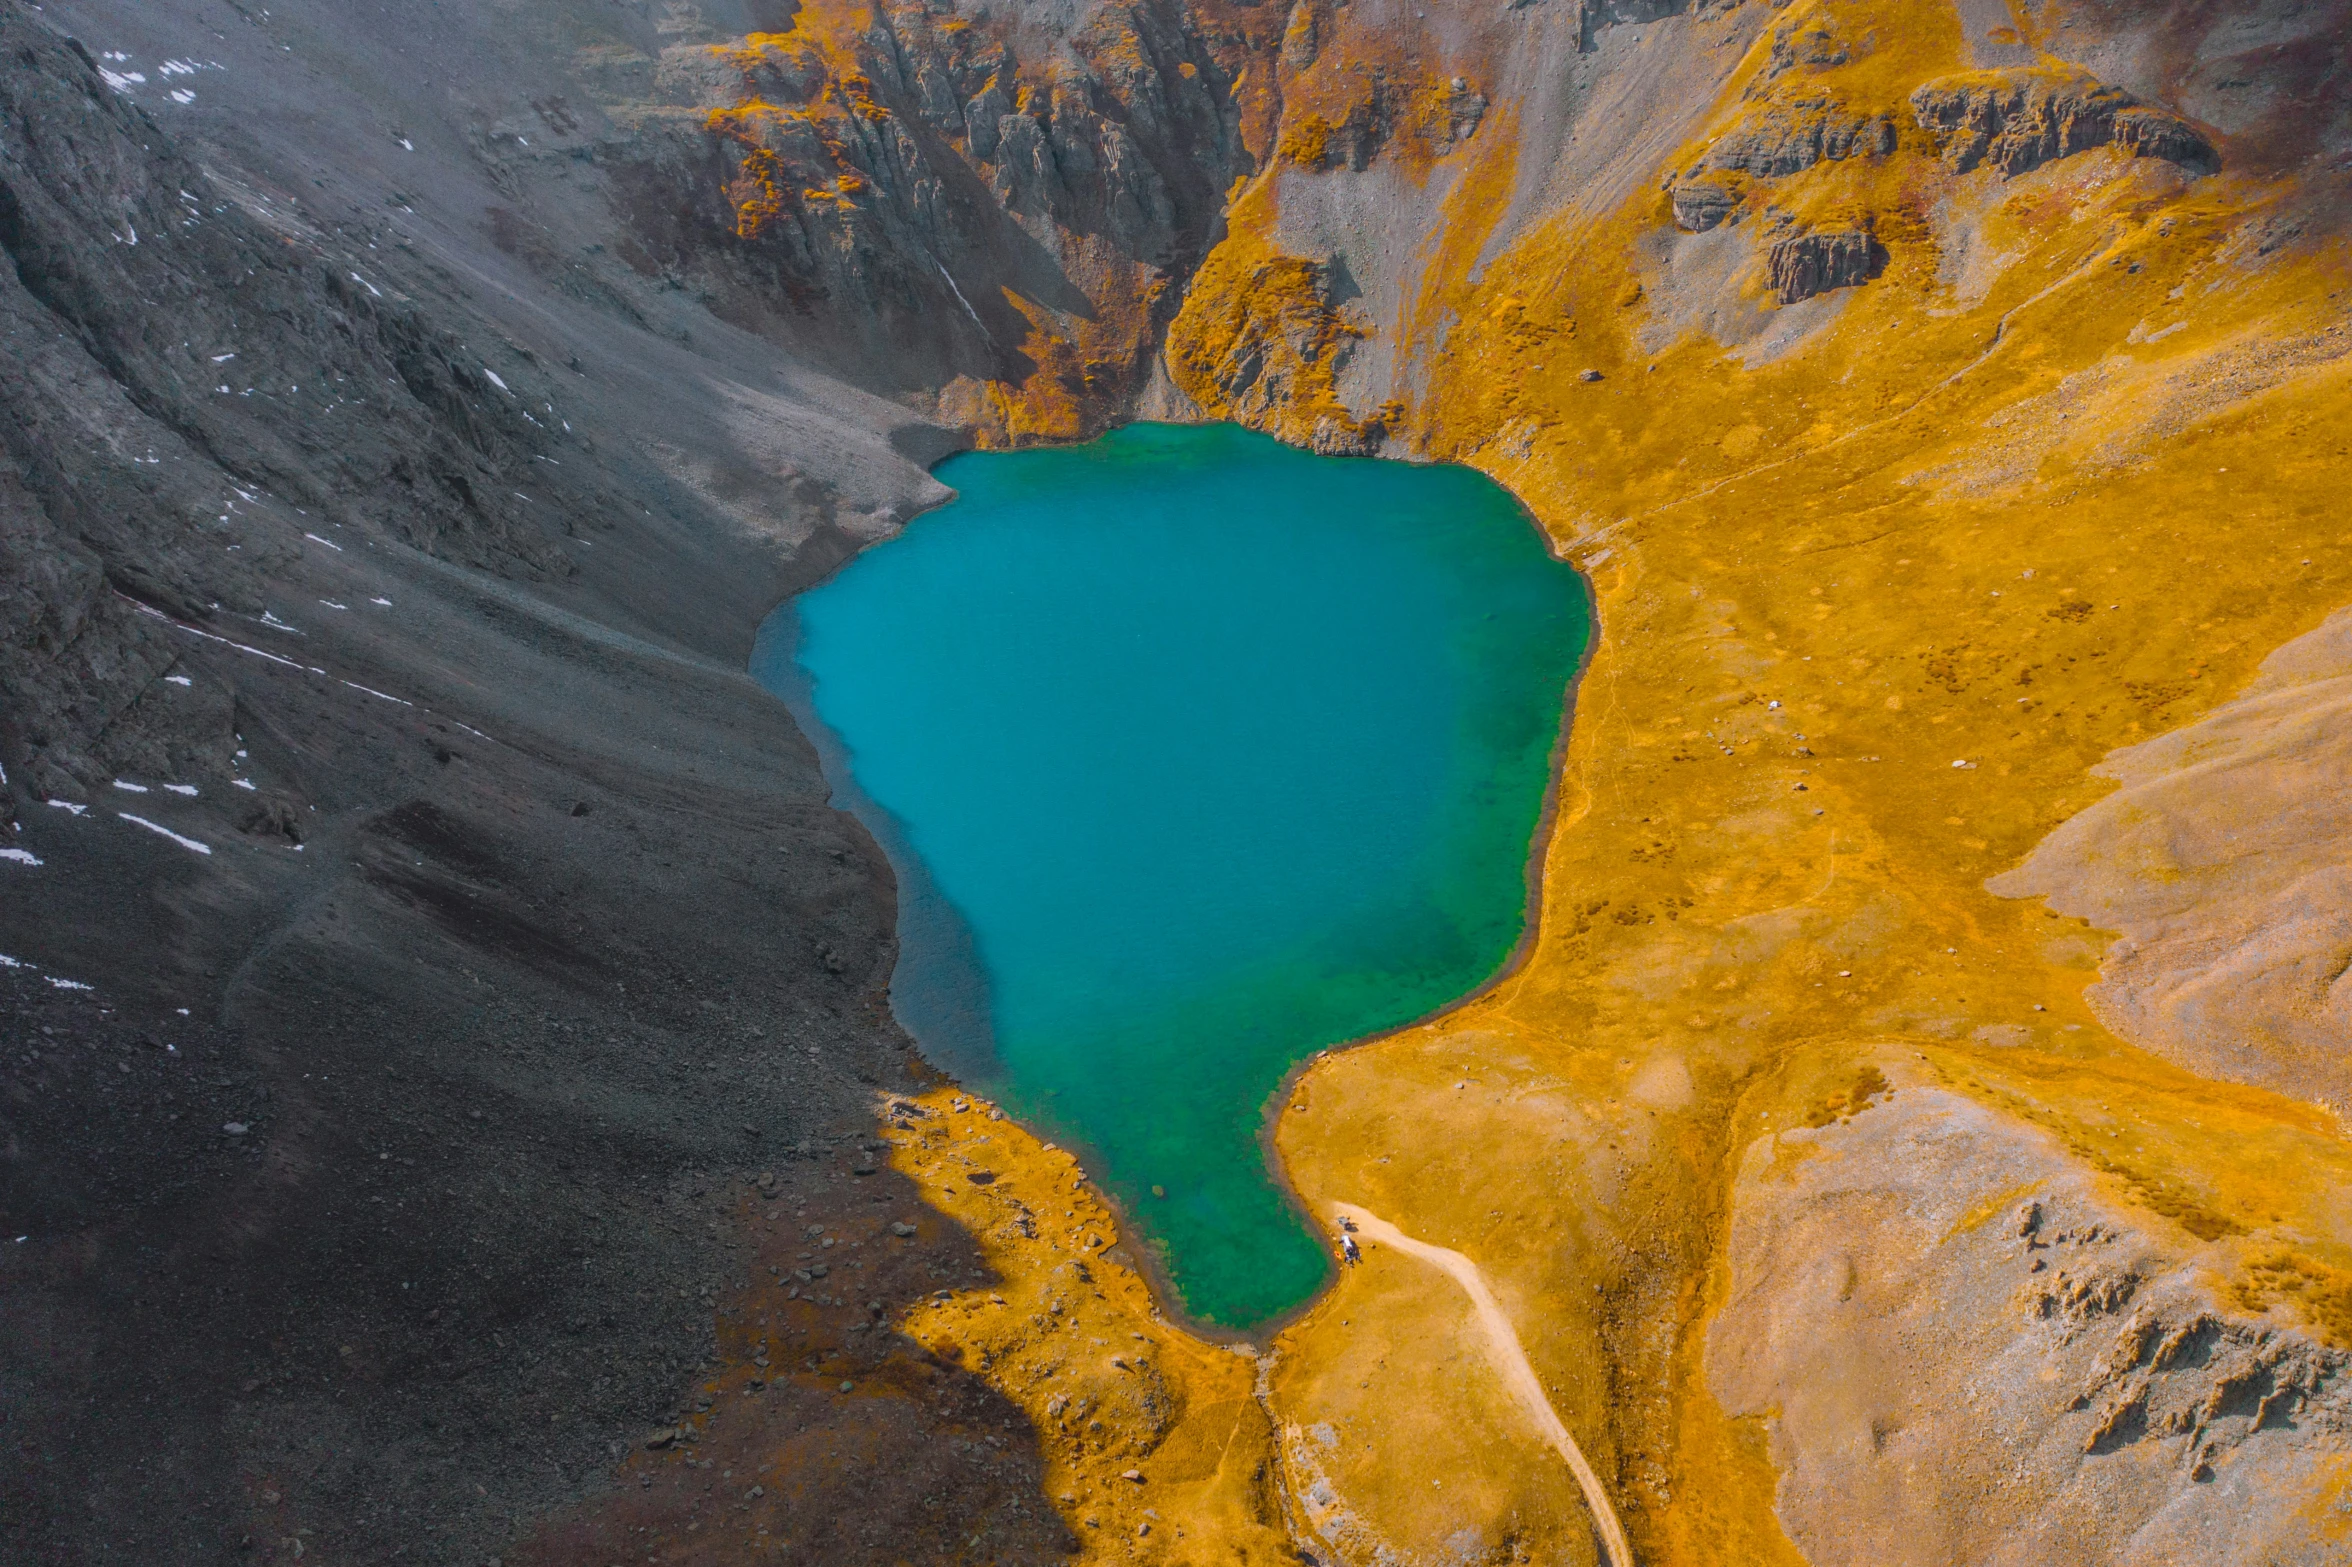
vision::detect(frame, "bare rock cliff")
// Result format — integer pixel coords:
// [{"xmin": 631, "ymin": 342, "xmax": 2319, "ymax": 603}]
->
[{"xmin": 1911, "ymin": 66, "xmax": 2219, "ymax": 178}]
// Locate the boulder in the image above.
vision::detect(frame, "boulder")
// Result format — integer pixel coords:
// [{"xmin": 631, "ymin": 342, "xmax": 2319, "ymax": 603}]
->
[
  {"xmin": 1767, "ymin": 229, "xmax": 1887, "ymax": 304},
  {"xmin": 1671, "ymin": 180, "xmax": 1740, "ymax": 232}
]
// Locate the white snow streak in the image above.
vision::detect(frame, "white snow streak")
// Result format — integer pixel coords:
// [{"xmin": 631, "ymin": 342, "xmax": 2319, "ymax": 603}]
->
[
  {"xmin": 342, "ymin": 681, "xmax": 414, "ymax": 707},
  {"xmin": 119, "ymin": 814, "xmax": 213, "ymax": 855}
]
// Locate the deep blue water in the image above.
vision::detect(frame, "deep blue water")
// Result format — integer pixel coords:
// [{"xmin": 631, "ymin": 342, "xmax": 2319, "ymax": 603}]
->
[{"xmin": 753, "ymin": 423, "xmax": 1588, "ymax": 1327}]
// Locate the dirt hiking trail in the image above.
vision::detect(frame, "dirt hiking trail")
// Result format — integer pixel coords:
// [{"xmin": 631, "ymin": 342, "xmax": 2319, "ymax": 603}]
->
[{"xmin": 1331, "ymin": 1202, "xmax": 1635, "ymax": 1567}]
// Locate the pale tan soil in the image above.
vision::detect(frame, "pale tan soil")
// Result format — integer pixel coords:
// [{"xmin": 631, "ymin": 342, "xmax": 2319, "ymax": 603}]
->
[
  {"xmin": 1992, "ymin": 607, "xmax": 2352, "ymax": 1115},
  {"xmin": 1710, "ymin": 1062, "xmax": 2352, "ymax": 1565}
]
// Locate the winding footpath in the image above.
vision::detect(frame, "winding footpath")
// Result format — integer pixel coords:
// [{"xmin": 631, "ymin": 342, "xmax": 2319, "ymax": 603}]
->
[{"xmin": 1330, "ymin": 1203, "xmax": 1635, "ymax": 1567}]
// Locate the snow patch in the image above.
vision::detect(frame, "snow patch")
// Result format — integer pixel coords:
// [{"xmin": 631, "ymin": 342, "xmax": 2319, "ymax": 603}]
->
[
  {"xmin": 482, "ymin": 368, "xmax": 511, "ymax": 393},
  {"xmin": 119, "ymin": 814, "xmax": 213, "ymax": 855},
  {"xmin": 0, "ymin": 848, "xmax": 41, "ymax": 866},
  {"xmin": 342, "ymin": 681, "xmax": 414, "ymax": 707},
  {"xmin": 303, "ymin": 531, "xmax": 344, "ymax": 551},
  {"xmin": 47, "ymin": 801, "xmax": 87, "ymax": 817},
  {"xmin": 163, "ymin": 784, "xmax": 199, "ymax": 797},
  {"xmin": 132, "ymin": 600, "xmax": 309, "ymax": 672},
  {"xmin": 112, "ymin": 779, "xmax": 150, "ymax": 794},
  {"xmin": 47, "ymin": 976, "xmax": 93, "ymax": 991},
  {"xmin": 166, "ymin": 674, "xmax": 193, "ymax": 686}
]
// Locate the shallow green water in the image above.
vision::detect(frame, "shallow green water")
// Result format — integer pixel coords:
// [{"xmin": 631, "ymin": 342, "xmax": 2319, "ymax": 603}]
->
[{"xmin": 754, "ymin": 423, "xmax": 1588, "ymax": 1327}]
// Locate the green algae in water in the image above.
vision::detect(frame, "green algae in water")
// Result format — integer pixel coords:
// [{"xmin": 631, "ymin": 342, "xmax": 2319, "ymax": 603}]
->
[{"xmin": 756, "ymin": 424, "xmax": 1588, "ymax": 1328}]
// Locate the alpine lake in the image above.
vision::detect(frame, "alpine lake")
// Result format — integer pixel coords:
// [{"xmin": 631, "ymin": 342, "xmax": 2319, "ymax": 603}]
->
[{"xmin": 755, "ymin": 423, "xmax": 1589, "ymax": 1329}]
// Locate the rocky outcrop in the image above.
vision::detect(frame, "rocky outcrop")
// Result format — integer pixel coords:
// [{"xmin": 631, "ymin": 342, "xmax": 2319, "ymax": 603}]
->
[
  {"xmin": 1164, "ymin": 240, "xmax": 1379, "ymax": 450},
  {"xmin": 1279, "ymin": 73, "xmax": 1488, "ymax": 171},
  {"xmin": 1664, "ymin": 2, "xmax": 1900, "ymax": 233},
  {"xmin": 1670, "ymin": 179, "xmax": 1740, "ymax": 232},
  {"xmin": 1669, "ymin": 100, "xmax": 1898, "ymax": 231},
  {"xmin": 1911, "ymin": 67, "xmax": 2219, "ymax": 178},
  {"xmin": 1760, "ymin": 7, "xmax": 1852, "ymax": 78},
  {"xmin": 1281, "ymin": 86, "xmax": 1399, "ymax": 173},
  {"xmin": 2009, "ymin": 1199, "xmax": 2351, "ymax": 1467},
  {"xmin": 1701, "ymin": 100, "xmax": 1899, "ymax": 178},
  {"xmin": 1766, "ymin": 227, "xmax": 1886, "ymax": 302}
]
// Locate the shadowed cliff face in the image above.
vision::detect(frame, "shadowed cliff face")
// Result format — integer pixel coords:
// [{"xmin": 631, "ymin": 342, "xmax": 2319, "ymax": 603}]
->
[
  {"xmin": 426, "ymin": 0, "xmax": 1288, "ymax": 441},
  {"xmin": 0, "ymin": 3, "xmax": 958, "ymax": 1562}
]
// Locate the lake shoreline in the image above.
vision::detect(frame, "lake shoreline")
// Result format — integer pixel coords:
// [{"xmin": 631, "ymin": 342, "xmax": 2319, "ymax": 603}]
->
[{"xmin": 757, "ymin": 421, "xmax": 1593, "ymax": 1344}]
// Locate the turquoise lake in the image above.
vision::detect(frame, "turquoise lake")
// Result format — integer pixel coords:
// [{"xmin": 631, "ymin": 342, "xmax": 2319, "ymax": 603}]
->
[{"xmin": 753, "ymin": 423, "xmax": 1589, "ymax": 1328}]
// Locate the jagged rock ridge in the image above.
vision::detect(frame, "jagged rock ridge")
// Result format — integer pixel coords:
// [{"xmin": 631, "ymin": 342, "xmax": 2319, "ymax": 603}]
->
[{"xmin": 1911, "ymin": 67, "xmax": 2218, "ymax": 178}]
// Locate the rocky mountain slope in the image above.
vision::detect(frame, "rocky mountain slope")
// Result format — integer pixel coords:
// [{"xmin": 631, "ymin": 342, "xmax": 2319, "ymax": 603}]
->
[{"xmin": 3, "ymin": 0, "xmax": 2349, "ymax": 1561}]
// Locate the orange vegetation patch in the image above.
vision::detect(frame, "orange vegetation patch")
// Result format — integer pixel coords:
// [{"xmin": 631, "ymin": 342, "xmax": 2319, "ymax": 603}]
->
[{"xmin": 1164, "ymin": 211, "xmax": 1374, "ymax": 448}]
